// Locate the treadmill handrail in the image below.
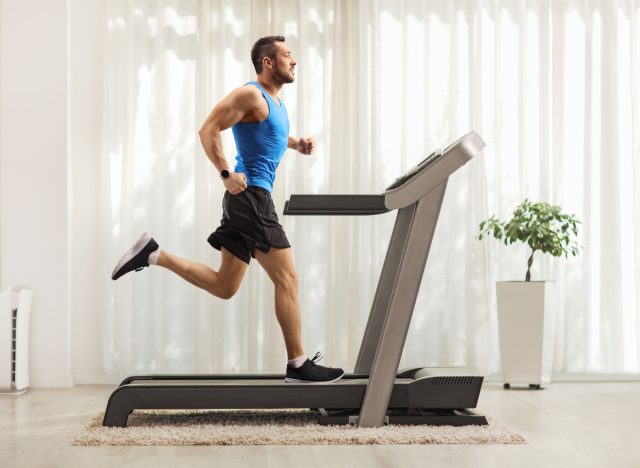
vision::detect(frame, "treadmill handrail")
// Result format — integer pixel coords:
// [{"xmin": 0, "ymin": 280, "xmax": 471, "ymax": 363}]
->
[
  {"xmin": 282, "ymin": 132, "xmax": 485, "ymax": 215},
  {"xmin": 283, "ymin": 194, "xmax": 388, "ymax": 216}
]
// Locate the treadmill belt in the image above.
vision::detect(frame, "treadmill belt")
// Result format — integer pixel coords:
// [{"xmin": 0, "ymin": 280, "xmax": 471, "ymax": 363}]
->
[{"xmin": 126, "ymin": 378, "xmax": 382, "ymax": 386}]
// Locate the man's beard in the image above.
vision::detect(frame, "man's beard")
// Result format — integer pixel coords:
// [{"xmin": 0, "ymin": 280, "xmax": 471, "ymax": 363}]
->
[{"xmin": 273, "ymin": 66, "xmax": 294, "ymax": 84}]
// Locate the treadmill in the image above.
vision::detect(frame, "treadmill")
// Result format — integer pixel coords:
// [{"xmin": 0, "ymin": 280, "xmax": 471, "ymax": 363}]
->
[{"xmin": 102, "ymin": 131, "xmax": 487, "ymax": 428}]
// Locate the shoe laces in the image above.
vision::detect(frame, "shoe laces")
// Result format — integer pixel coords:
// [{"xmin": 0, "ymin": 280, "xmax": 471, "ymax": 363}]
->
[{"xmin": 309, "ymin": 351, "xmax": 324, "ymax": 365}]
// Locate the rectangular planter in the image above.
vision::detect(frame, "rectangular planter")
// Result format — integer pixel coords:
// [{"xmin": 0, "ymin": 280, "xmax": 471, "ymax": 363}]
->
[{"xmin": 496, "ymin": 281, "xmax": 555, "ymax": 387}]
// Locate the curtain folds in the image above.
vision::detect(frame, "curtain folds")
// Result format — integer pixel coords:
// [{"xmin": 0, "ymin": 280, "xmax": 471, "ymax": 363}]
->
[{"xmin": 100, "ymin": 0, "xmax": 640, "ymax": 379}]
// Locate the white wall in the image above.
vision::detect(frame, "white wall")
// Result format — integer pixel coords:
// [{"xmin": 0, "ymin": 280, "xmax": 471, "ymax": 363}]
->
[
  {"xmin": 68, "ymin": 0, "xmax": 110, "ymax": 384},
  {"xmin": 0, "ymin": 0, "xmax": 71, "ymax": 387},
  {"xmin": 0, "ymin": 0, "xmax": 120, "ymax": 387}
]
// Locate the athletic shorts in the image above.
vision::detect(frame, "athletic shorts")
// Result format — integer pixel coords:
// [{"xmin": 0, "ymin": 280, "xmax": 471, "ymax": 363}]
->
[{"xmin": 207, "ymin": 186, "xmax": 291, "ymax": 264}]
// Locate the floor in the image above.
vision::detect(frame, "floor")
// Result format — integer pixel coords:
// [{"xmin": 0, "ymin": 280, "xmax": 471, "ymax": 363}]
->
[{"xmin": 1, "ymin": 382, "xmax": 639, "ymax": 468}]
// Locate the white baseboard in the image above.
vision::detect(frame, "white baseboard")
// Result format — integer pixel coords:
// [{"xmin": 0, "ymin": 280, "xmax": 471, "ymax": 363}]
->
[
  {"xmin": 71, "ymin": 371, "xmax": 121, "ymax": 385},
  {"xmin": 484, "ymin": 372, "xmax": 640, "ymax": 383},
  {"xmin": 30, "ymin": 371, "xmax": 121, "ymax": 387},
  {"xmin": 29, "ymin": 373, "xmax": 74, "ymax": 388}
]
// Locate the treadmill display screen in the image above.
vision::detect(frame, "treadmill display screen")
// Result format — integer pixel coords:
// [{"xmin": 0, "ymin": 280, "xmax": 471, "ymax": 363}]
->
[{"xmin": 385, "ymin": 150, "xmax": 443, "ymax": 191}]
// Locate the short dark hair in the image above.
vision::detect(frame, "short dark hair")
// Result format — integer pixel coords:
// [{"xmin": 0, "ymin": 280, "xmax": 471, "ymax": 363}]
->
[{"xmin": 251, "ymin": 36, "xmax": 285, "ymax": 74}]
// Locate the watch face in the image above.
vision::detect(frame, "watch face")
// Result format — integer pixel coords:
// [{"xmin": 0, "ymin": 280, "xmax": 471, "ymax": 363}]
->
[{"xmin": 221, "ymin": 170, "xmax": 230, "ymax": 178}]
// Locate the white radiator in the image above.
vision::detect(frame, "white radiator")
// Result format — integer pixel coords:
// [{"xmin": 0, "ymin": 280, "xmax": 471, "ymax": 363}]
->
[{"xmin": 0, "ymin": 287, "xmax": 34, "ymax": 393}]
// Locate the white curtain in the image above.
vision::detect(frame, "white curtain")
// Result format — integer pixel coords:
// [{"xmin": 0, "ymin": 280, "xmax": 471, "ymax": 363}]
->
[{"xmin": 100, "ymin": 0, "xmax": 640, "ymax": 379}]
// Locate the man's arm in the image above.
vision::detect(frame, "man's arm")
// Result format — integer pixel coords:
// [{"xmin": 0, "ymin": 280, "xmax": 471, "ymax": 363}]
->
[
  {"xmin": 288, "ymin": 135, "xmax": 316, "ymax": 155},
  {"xmin": 199, "ymin": 87, "xmax": 260, "ymax": 193}
]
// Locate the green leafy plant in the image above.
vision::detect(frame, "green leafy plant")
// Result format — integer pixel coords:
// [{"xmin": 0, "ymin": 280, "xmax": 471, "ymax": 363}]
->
[{"xmin": 478, "ymin": 199, "xmax": 581, "ymax": 281}]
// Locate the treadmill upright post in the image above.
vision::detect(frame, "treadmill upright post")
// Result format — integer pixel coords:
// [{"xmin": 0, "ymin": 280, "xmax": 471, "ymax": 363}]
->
[
  {"xmin": 354, "ymin": 196, "xmax": 413, "ymax": 374},
  {"xmin": 357, "ymin": 181, "xmax": 448, "ymax": 427}
]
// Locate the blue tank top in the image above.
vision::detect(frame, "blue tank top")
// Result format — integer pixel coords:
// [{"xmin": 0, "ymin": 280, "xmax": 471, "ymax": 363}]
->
[{"xmin": 232, "ymin": 81, "xmax": 290, "ymax": 193}]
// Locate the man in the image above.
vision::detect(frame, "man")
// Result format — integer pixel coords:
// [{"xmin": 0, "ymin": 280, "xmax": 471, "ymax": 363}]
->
[{"xmin": 111, "ymin": 36, "xmax": 344, "ymax": 384}]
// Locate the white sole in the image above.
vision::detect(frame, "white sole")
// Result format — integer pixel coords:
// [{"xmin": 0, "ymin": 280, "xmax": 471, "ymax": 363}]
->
[
  {"xmin": 284, "ymin": 371, "xmax": 345, "ymax": 384},
  {"xmin": 111, "ymin": 232, "xmax": 152, "ymax": 278}
]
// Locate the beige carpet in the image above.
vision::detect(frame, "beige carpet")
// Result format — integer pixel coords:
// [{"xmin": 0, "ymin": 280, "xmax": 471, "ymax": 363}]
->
[{"xmin": 73, "ymin": 410, "xmax": 526, "ymax": 446}]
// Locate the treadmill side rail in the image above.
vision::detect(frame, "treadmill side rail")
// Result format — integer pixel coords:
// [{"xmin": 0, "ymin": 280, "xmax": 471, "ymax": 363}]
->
[{"xmin": 318, "ymin": 409, "xmax": 487, "ymax": 427}]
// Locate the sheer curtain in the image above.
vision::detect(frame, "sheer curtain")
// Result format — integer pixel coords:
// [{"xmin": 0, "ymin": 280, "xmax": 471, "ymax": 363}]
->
[{"xmin": 99, "ymin": 0, "xmax": 640, "ymax": 380}]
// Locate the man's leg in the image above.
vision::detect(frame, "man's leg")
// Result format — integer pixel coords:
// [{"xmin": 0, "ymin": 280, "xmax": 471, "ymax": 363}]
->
[
  {"xmin": 157, "ymin": 247, "xmax": 248, "ymax": 299},
  {"xmin": 254, "ymin": 247, "xmax": 304, "ymax": 359}
]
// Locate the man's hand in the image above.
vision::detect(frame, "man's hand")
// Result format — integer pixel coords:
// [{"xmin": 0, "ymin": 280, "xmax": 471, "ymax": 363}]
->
[
  {"xmin": 223, "ymin": 172, "xmax": 248, "ymax": 194},
  {"xmin": 296, "ymin": 137, "xmax": 315, "ymax": 155}
]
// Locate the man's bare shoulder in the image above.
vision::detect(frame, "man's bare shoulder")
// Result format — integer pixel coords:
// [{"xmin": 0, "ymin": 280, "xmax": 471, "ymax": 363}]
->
[{"xmin": 227, "ymin": 84, "xmax": 262, "ymax": 109}]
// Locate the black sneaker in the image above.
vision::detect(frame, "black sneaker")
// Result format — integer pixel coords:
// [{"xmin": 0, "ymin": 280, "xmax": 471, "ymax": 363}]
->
[
  {"xmin": 111, "ymin": 232, "xmax": 159, "ymax": 280},
  {"xmin": 285, "ymin": 352, "xmax": 344, "ymax": 384}
]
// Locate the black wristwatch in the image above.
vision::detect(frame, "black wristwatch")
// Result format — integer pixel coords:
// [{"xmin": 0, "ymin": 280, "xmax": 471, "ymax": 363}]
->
[{"xmin": 220, "ymin": 169, "xmax": 230, "ymax": 179}]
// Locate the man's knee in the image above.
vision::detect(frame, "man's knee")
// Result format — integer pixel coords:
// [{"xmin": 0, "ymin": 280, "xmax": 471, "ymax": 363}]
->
[
  {"xmin": 211, "ymin": 281, "xmax": 241, "ymax": 300},
  {"xmin": 207, "ymin": 271, "xmax": 242, "ymax": 300},
  {"xmin": 210, "ymin": 260, "xmax": 247, "ymax": 299},
  {"xmin": 272, "ymin": 269, "xmax": 298, "ymax": 293}
]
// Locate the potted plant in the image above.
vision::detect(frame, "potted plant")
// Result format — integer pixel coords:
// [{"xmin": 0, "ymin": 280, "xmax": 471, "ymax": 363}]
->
[{"xmin": 478, "ymin": 199, "xmax": 580, "ymax": 389}]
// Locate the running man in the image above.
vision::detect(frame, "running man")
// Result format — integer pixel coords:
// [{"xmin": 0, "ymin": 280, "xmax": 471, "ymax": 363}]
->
[{"xmin": 111, "ymin": 36, "xmax": 343, "ymax": 384}]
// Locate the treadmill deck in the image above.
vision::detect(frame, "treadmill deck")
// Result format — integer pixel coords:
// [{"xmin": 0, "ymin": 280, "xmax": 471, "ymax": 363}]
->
[{"xmin": 103, "ymin": 371, "xmax": 484, "ymax": 427}]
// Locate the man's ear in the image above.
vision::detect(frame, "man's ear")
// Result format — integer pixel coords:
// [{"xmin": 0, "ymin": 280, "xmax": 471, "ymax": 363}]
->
[{"xmin": 263, "ymin": 57, "xmax": 273, "ymax": 70}]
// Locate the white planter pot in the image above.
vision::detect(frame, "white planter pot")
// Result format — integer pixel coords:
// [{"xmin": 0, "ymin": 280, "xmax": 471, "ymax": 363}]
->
[{"xmin": 496, "ymin": 281, "xmax": 555, "ymax": 389}]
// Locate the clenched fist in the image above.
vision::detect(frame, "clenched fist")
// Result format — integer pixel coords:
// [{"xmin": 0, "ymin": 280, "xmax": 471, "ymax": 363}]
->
[
  {"xmin": 296, "ymin": 137, "xmax": 316, "ymax": 155},
  {"xmin": 223, "ymin": 172, "xmax": 248, "ymax": 194}
]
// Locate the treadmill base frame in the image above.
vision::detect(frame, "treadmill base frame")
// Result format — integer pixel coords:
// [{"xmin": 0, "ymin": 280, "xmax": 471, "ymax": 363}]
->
[{"xmin": 316, "ymin": 408, "xmax": 488, "ymax": 426}]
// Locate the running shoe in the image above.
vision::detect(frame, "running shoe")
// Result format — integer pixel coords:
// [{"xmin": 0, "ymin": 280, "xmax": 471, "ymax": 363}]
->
[
  {"xmin": 285, "ymin": 352, "xmax": 344, "ymax": 383},
  {"xmin": 111, "ymin": 232, "xmax": 159, "ymax": 280}
]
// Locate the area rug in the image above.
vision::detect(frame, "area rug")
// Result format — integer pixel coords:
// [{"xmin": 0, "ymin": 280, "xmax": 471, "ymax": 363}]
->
[{"xmin": 73, "ymin": 409, "xmax": 526, "ymax": 446}]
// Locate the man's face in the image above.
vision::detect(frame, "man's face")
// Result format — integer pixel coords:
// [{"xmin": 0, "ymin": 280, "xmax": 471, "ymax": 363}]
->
[{"xmin": 269, "ymin": 42, "xmax": 296, "ymax": 84}]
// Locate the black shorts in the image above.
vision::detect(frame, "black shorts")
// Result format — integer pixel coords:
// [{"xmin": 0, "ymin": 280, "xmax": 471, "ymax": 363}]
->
[{"xmin": 207, "ymin": 186, "xmax": 291, "ymax": 264}]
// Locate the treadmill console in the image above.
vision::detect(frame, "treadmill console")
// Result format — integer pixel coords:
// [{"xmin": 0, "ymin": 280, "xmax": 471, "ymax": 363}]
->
[{"xmin": 385, "ymin": 149, "xmax": 444, "ymax": 191}]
